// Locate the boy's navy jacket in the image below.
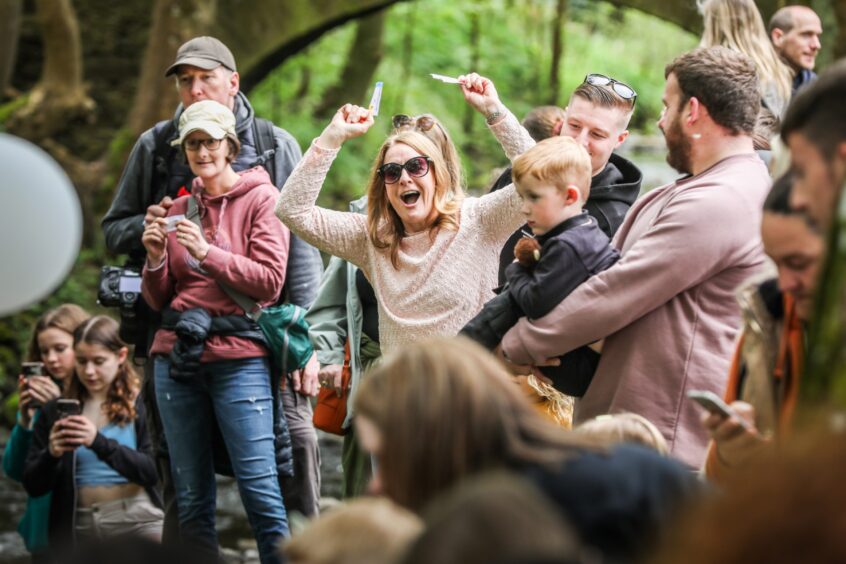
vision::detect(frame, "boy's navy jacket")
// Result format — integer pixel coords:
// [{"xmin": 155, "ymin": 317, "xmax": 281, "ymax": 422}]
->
[
  {"xmin": 460, "ymin": 211, "xmax": 619, "ymax": 396},
  {"xmin": 492, "ymin": 152, "xmax": 642, "ymax": 286}
]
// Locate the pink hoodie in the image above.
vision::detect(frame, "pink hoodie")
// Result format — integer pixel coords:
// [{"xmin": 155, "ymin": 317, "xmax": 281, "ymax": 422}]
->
[{"xmin": 142, "ymin": 166, "xmax": 290, "ymax": 362}]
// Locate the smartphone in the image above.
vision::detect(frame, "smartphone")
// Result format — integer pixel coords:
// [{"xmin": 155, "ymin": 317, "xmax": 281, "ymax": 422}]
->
[
  {"xmin": 687, "ymin": 390, "xmax": 752, "ymax": 430},
  {"xmin": 21, "ymin": 361, "xmax": 45, "ymax": 378},
  {"xmin": 56, "ymin": 399, "xmax": 81, "ymax": 419}
]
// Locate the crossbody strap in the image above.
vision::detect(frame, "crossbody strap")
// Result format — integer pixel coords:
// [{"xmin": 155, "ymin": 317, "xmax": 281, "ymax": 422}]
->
[{"xmin": 186, "ymin": 196, "xmax": 263, "ymax": 321}]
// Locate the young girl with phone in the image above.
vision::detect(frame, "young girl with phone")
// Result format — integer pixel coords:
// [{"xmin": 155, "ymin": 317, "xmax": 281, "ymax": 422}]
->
[
  {"xmin": 23, "ymin": 315, "xmax": 163, "ymax": 555},
  {"xmin": 3, "ymin": 304, "xmax": 89, "ymax": 562}
]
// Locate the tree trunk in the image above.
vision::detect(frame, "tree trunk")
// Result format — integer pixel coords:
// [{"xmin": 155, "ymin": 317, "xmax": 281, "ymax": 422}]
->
[
  {"xmin": 463, "ymin": 3, "xmax": 481, "ymax": 136},
  {"xmin": 604, "ymin": 0, "xmax": 782, "ymax": 35},
  {"xmin": 7, "ymin": 0, "xmax": 94, "ymax": 140},
  {"xmin": 127, "ymin": 0, "xmax": 217, "ymax": 138},
  {"xmin": 549, "ymin": 0, "xmax": 567, "ymax": 105},
  {"xmin": 833, "ymin": 0, "xmax": 846, "ymax": 60},
  {"xmin": 0, "ymin": 0, "xmax": 22, "ymax": 99},
  {"xmin": 314, "ymin": 9, "xmax": 387, "ymax": 119},
  {"xmin": 393, "ymin": 3, "xmax": 416, "ymax": 111}
]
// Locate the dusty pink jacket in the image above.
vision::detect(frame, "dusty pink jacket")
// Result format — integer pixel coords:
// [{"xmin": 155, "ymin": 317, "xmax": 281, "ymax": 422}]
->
[
  {"xmin": 502, "ymin": 153, "xmax": 770, "ymax": 467},
  {"xmin": 142, "ymin": 166, "xmax": 290, "ymax": 361}
]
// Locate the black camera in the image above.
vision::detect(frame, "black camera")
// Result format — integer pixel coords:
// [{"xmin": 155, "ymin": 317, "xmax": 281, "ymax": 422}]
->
[
  {"xmin": 98, "ymin": 266, "xmax": 143, "ymax": 344},
  {"xmin": 98, "ymin": 266, "xmax": 142, "ymax": 310}
]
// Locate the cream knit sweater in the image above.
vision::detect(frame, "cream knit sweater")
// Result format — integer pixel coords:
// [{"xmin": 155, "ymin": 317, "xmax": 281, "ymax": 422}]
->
[{"xmin": 276, "ymin": 111, "xmax": 534, "ymax": 352}]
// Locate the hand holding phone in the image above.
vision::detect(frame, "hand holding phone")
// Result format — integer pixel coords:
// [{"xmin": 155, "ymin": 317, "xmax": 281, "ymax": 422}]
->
[
  {"xmin": 56, "ymin": 399, "xmax": 81, "ymax": 419},
  {"xmin": 21, "ymin": 362, "xmax": 47, "ymax": 408},
  {"xmin": 21, "ymin": 362, "xmax": 45, "ymax": 378},
  {"xmin": 687, "ymin": 390, "xmax": 753, "ymax": 431}
]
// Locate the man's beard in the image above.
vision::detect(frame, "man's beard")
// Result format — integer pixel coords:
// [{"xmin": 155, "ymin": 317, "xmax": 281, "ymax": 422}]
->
[{"xmin": 663, "ymin": 115, "xmax": 692, "ymax": 175}]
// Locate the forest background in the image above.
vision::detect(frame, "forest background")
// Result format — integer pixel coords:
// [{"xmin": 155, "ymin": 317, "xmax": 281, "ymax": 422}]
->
[{"xmin": 0, "ymin": 0, "xmax": 842, "ymax": 425}]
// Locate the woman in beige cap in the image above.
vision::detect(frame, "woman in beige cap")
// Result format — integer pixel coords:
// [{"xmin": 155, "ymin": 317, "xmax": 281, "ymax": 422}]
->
[{"xmin": 141, "ymin": 99, "xmax": 290, "ymax": 564}]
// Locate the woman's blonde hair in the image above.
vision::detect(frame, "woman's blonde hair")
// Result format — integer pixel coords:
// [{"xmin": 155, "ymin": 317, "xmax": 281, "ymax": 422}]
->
[
  {"xmin": 366, "ymin": 131, "xmax": 463, "ymax": 269},
  {"xmin": 698, "ymin": 0, "xmax": 793, "ymax": 116},
  {"xmin": 393, "ymin": 114, "xmax": 464, "ymax": 193},
  {"xmin": 575, "ymin": 412, "xmax": 669, "ymax": 455},
  {"xmin": 355, "ymin": 336, "xmax": 600, "ymax": 511}
]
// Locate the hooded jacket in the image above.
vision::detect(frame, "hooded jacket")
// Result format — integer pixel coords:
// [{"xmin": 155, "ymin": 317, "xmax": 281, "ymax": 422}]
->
[
  {"xmin": 492, "ymin": 152, "xmax": 642, "ymax": 285},
  {"xmin": 141, "ymin": 166, "xmax": 295, "ymax": 479},
  {"xmin": 142, "ymin": 166, "xmax": 289, "ymax": 362},
  {"xmin": 102, "ymin": 91, "xmax": 322, "ymax": 309}
]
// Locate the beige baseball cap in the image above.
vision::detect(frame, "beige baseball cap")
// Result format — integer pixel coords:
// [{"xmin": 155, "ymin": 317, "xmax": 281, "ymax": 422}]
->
[
  {"xmin": 171, "ymin": 100, "xmax": 236, "ymax": 147},
  {"xmin": 164, "ymin": 36, "xmax": 237, "ymax": 77}
]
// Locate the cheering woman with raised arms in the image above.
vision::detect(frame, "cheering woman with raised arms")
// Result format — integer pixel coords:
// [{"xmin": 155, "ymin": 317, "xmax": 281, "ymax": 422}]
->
[{"xmin": 276, "ymin": 74, "xmax": 533, "ymax": 350}]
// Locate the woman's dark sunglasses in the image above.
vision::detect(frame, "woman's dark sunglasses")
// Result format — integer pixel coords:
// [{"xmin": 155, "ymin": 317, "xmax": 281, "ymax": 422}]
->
[
  {"xmin": 584, "ymin": 74, "xmax": 637, "ymax": 104},
  {"xmin": 377, "ymin": 156, "xmax": 432, "ymax": 184}
]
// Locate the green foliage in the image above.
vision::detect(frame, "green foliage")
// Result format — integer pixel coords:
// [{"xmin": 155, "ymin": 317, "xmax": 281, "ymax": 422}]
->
[
  {"xmin": 250, "ymin": 0, "xmax": 696, "ymax": 203},
  {"xmin": 0, "ymin": 94, "xmax": 29, "ymax": 128}
]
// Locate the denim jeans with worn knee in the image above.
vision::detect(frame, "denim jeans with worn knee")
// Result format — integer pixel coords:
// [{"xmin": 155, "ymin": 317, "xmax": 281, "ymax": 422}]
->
[{"xmin": 155, "ymin": 356, "xmax": 288, "ymax": 564}]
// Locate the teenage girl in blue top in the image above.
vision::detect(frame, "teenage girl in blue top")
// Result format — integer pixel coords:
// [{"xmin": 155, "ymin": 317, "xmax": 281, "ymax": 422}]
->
[{"xmin": 23, "ymin": 316, "xmax": 163, "ymax": 554}]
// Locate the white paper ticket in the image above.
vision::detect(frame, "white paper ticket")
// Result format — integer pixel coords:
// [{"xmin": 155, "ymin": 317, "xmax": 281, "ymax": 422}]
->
[
  {"xmin": 430, "ymin": 73, "xmax": 461, "ymax": 84},
  {"xmin": 369, "ymin": 82, "xmax": 383, "ymax": 116}
]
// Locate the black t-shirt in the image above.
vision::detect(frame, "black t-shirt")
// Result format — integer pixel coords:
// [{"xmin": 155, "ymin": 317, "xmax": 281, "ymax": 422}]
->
[{"xmin": 355, "ymin": 269, "xmax": 379, "ymax": 342}]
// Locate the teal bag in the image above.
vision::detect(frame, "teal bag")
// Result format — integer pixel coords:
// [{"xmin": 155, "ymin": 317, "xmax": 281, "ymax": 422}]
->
[
  {"xmin": 255, "ymin": 304, "xmax": 313, "ymax": 374},
  {"xmin": 186, "ymin": 197, "xmax": 313, "ymax": 374}
]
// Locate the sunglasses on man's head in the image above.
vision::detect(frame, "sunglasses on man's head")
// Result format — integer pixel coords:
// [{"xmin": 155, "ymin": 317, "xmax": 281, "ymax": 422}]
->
[
  {"xmin": 583, "ymin": 74, "xmax": 637, "ymax": 104},
  {"xmin": 184, "ymin": 138, "xmax": 223, "ymax": 151},
  {"xmin": 377, "ymin": 156, "xmax": 432, "ymax": 184},
  {"xmin": 392, "ymin": 114, "xmax": 437, "ymax": 133}
]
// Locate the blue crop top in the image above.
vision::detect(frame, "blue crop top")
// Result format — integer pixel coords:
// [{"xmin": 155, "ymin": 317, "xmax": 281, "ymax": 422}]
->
[{"xmin": 75, "ymin": 423, "xmax": 136, "ymax": 486}]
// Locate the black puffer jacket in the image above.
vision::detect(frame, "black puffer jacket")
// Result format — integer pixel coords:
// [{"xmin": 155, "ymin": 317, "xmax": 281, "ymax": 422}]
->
[{"xmin": 490, "ymin": 152, "xmax": 642, "ymax": 286}]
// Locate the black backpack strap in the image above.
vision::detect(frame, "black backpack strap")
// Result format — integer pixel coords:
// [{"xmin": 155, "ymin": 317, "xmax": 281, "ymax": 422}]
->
[
  {"xmin": 152, "ymin": 119, "xmax": 195, "ymax": 202},
  {"xmin": 151, "ymin": 120, "xmax": 178, "ymax": 203},
  {"xmin": 251, "ymin": 118, "xmax": 277, "ymax": 182}
]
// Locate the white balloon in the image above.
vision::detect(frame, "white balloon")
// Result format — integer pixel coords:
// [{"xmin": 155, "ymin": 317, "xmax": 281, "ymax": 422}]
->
[{"xmin": 0, "ymin": 134, "xmax": 82, "ymax": 316}]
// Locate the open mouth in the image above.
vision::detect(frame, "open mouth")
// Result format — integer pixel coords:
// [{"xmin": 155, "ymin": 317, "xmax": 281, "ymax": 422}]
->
[{"xmin": 400, "ymin": 190, "xmax": 421, "ymax": 205}]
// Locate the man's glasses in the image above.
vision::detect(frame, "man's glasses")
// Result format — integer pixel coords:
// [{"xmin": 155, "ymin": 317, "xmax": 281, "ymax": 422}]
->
[
  {"xmin": 377, "ymin": 156, "xmax": 432, "ymax": 184},
  {"xmin": 584, "ymin": 74, "xmax": 637, "ymax": 104},
  {"xmin": 392, "ymin": 114, "xmax": 437, "ymax": 132},
  {"xmin": 184, "ymin": 137, "xmax": 223, "ymax": 152}
]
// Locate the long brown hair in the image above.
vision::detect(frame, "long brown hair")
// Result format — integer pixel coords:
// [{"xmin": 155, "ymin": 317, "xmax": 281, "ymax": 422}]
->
[
  {"xmin": 365, "ymin": 131, "xmax": 463, "ymax": 269},
  {"xmin": 27, "ymin": 304, "xmax": 90, "ymax": 364},
  {"xmin": 68, "ymin": 316, "xmax": 140, "ymax": 426},
  {"xmin": 355, "ymin": 337, "xmax": 601, "ymax": 511}
]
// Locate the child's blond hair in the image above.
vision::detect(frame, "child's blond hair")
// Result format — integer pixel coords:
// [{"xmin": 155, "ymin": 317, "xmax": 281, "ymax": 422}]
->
[
  {"xmin": 512, "ymin": 136, "xmax": 592, "ymax": 202},
  {"xmin": 575, "ymin": 412, "xmax": 669, "ymax": 455},
  {"xmin": 282, "ymin": 498, "xmax": 422, "ymax": 564}
]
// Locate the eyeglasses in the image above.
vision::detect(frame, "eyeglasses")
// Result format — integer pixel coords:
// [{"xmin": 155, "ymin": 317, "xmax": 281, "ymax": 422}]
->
[
  {"xmin": 583, "ymin": 74, "xmax": 637, "ymax": 104},
  {"xmin": 392, "ymin": 114, "xmax": 437, "ymax": 132},
  {"xmin": 184, "ymin": 138, "xmax": 223, "ymax": 151},
  {"xmin": 377, "ymin": 156, "xmax": 432, "ymax": 184}
]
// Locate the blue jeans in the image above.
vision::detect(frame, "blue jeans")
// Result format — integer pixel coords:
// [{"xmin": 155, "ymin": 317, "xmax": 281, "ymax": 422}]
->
[{"xmin": 154, "ymin": 356, "xmax": 288, "ymax": 564}]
